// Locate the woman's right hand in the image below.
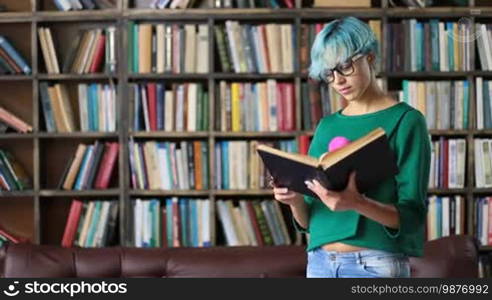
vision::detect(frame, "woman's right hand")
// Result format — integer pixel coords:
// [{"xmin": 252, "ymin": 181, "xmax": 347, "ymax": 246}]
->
[{"xmin": 272, "ymin": 185, "xmax": 304, "ymax": 206}]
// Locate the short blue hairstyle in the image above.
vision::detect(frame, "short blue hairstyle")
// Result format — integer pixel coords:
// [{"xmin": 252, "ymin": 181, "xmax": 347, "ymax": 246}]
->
[{"xmin": 308, "ymin": 17, "xmax": 379, "ymax": 81}]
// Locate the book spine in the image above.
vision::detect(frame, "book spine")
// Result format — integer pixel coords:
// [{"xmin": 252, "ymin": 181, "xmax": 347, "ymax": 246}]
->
[
  {"xmin": 0, "ymin": 36, "xmax": 31, "ymax": 74},
  {"xmin": 94, "ymin": 142, "xmax": 119, "ymax": 189}
]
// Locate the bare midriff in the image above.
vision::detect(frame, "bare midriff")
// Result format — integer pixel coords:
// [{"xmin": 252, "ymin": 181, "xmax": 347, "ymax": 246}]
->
[{"xmin": 321, "ymin": 242, "xmax": 368, "ymax": 252}]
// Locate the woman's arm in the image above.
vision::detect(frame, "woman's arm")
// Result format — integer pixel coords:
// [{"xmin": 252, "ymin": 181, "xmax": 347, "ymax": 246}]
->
[
  {"xmin": 306, "ymin": 173, "xmax": 400, "ymax": 229},
  {"xmin": 354, "ymin": 195, "xmax": 399, "ymax": 229},
  {"xmin": 290, "ymin": 198, "xmax": 310, "ymax": 230},
  {"xmin": 272, "ymin": 187, "xmax": 310, "ymax": 230}
]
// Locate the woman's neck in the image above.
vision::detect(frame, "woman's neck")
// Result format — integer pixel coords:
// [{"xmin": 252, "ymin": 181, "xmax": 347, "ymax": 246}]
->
[{"xmin": 342, "ymin": 82, "xmax": 397, "ymax": 116}]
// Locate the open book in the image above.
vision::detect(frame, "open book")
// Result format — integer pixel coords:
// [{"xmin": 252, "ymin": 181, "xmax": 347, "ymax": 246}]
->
[{"xmin": 256, "ymin": 128, "xmax": 399, "ymax": 198}]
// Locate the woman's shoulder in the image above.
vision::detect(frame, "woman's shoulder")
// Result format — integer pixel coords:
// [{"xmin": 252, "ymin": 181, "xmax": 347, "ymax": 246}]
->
[{"xmin": 399, "ymin": 105, "xmax": 427, "ymax": 126}]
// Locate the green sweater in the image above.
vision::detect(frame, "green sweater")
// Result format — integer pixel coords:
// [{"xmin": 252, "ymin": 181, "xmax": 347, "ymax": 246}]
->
[{"xmin": 297, "ymin": 102, "xmax": 431, "ymax": 257}]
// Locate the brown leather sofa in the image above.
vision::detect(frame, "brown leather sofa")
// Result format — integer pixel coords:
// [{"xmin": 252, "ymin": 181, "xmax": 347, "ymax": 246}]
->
[{"xmin": 0, "ymin": 235, "xmax": 478, "ymax": 278}]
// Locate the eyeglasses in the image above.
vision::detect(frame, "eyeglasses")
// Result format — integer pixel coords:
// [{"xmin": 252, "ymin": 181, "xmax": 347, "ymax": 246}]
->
[{"xmin": 324, "ymin": 54, "xmax": 365, "ymax": 84}]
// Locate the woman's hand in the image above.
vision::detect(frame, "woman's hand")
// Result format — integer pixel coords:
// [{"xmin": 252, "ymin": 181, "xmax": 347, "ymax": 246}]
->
[
  {"xmin": 304, "ymin": 171, "xmax": 367, "ymax": 212},
  {"xmin": 269, "ymin": 177, "xmax": 304, "ymax": 206},
  {"xmin": 272, "ymin": 187, "xmax": 304, "ymax": 206}
]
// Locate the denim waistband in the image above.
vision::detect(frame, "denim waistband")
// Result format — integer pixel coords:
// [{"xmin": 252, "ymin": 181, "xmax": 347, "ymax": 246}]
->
[{"xmin": 313, "ymin": 247, "xmax": 406, "ymax": 262}]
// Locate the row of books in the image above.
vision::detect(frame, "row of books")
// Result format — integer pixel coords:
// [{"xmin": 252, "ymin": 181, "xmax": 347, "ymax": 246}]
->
[
  {"xmin": 214, "ymin": 139, "xmax": 297, "ymax": 190},
  {"xmin": 426, "ymin": 195, "xmax": 465, "ymax": 241},
  {"xmin": 129, "ymin": 23, "xmax": 209, "ymax": 74},
  {"xmin": 398, "ymin": 80, "xmax": 469, "ymax": 130},
  {"xmin": 53, "ymin": 0, "xmax": 116, "ymax": 11},
  {"xmin": 40, "ymin": 27, "xmax": 117, "ymax": 74},
  {"xmin": 130, "ymin": 83, "xmax": 209, "ymax": 132},
  {"xmin": 387, "ymin": 20, "xmax": 472, "ymax": 72},
  {"xmin": 479, "ymin": 254, "xmax": 492, "ymax": 278},
  {"xmin": 129, "ymin": 140, "xmax": 209, "ymax": 190},
  {"xmin": 39, "ymin": 83, "xmax": 75, "ymax": 132},
  {"xmin": 0, "ymin": 149, "xmax": 31, "ymax": 191},
  {"xmin": 215, "ymin": 22, "xmax": 295, "ymax": 73},
  {"xmin": 215, "ymin": 0, "xmax": 294, "ymax": 8},
  {"xmin": 476, "ymin": 78, "xmax": 492, "ymax": 130},
  {"xmin": 0, "ymin": 36, "xmax": 31, "ymax": 75},
  {"xmin": 301, "ymin": 80, "xmax": 345, "ymax": 131},
  {"xmin": 215, "ymin": 80, "xmax": 295, "ymax": 132},
  {"xmin": 0, "ymin": 225, "xmax": 29, "ymax": 246},
  {"xmin": 299, "ymin": 21, "xmax": 382, "ymax": 73},
  {"xmin": 132, "ymin": 198, "xmax": 212, "ymax": 247},
  {"xmin": 0, "ymin": 107, "xmax": 32, "ymax": 133},
  {"xmin": 474, "ymin": 139, "xmax": 492, "ymax": 188},
  {"xmin": 40, "ymin": 82, "xmax": 117, "ymax": 133},
  {"xmin": 0, "ymin": 235, "xmax": 7, "ymax": 247},
  {"xmin": 59, "ymin": 141, "xmax": 119, "ymax": 190},
  {"xmin": 134, "ymin": 0, "xmax": 205, "ymax": 9},
  {"xmin": 476, "ymin": 24, "xmax": 492, "ymax": 71},
  {"xmin": 217, "ymin": 199, "xmax": 292, "ymax": 246},
  {"xmin": 429, "ymin": 138, "xmax": 466, "ymax": 189},
  {"xmin": 388, "ymin": 0, "xmax": 433, "ymax": 7},
  {"xmin": 134, "ymin": 0, "xmax": 295, "ymax": 9},
  {"xmin": 8, "ymin": 21, "xmax": 492, "ymax": 75},
  {"xmin": 474, "ymin": 197, "xmax": 492, "ymax": 246},
  {"xmin": 61, "ymin": 199, "xmax": 119, "ymax": 248}
]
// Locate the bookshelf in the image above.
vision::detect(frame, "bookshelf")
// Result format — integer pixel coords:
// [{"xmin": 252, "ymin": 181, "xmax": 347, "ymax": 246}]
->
[{"xmin": 0, "ymin": 0, "xmax": 491, "ymax": 262}]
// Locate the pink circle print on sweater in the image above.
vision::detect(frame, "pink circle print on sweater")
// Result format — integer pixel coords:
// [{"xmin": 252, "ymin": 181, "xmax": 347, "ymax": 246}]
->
[{"xmin": 328, "ymin": 136, "xmax": 351, "ymax": 152}]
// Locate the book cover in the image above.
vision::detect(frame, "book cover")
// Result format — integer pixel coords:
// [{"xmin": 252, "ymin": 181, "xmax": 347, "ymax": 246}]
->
[{"xmin": 256, "ymin": 127, "xmax": 398, "ymax": 197}]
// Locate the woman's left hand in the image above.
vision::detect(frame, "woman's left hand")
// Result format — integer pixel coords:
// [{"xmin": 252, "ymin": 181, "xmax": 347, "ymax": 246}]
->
[{"xmin": 305, "ymin": 171, "xmax": 366, "ymax": 212}]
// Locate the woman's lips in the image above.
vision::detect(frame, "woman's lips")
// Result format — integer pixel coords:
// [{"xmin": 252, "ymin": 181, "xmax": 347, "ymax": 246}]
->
[{"xmin": 339, "ymin": 86, "xmax": 352, "ymax": 95}]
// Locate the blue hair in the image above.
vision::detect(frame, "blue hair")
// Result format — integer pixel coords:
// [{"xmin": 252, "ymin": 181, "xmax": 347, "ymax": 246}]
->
[{"xmin": 308, "ymin": 17, "xmax": 379, "ymax": 81}]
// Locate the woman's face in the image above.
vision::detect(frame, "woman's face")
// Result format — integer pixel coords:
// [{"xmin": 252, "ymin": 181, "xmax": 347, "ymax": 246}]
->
[{"xmin": 328, "ymin": 53, "xmax": 375, "ymax": 102}]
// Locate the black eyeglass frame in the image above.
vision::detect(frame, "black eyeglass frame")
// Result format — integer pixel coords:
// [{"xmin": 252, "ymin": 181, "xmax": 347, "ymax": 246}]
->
[{"xmin": 324, "ymin": 53, "xmax": 366, "ymax": 84}]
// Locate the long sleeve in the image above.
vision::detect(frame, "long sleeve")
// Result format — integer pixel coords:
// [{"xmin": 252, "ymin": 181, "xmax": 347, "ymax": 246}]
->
[
  {"xmin": 292, "ymin": 117, "xmax": 329, "ymax": 234},
  {"xmin": 383, "ymin": 110, "xmax": 431, "ymax": 238}
]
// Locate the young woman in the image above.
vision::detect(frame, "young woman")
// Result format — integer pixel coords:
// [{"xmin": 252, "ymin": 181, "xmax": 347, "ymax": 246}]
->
[{"xmin": 272, "ymin": 17, "xmax": 431, "ymax": 278}]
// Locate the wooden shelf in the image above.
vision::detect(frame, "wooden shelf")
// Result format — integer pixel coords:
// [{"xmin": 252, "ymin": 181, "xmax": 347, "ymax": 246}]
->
[
  {"xmin": 35, "ymin": 10, "xmax": 121, "ymax": 21},
  {"xmin": 0, "ymin": 191, "xmax": 35, "ymax": 197},
  {"xmin": 428, "ymin": 188, "xmax": 468, "ymax": 195},
  {"xmin": 37, "ymin": 132, "xmax": 119, "ymax": 139},
  {"xmin": 299, "ymin": 8, "xmax": 383, "ymax": 19},
  {"xmin": 0, "ymin": 75, "xmax": 34, "ymax": 81},
  {"xmin": 384, "ymin": 71, "xmax": 472, "ymax": 78},
  {"xmin": 479, "ymin": 246, "xmax": 492, "ymax": 252},
  {"xmin": 0, "ymin": 133, "xmax": 36, "ymax": 139},
  {"xmin": 130, "ymin": 131, "xmax": 210, "ymax": 138},
  {"xmin": 0, "ymin": 12, "xmax": 33, "ymax": 22},
  {"xmin": 214, "ymin": 73, "xmax": 295, "ymax": 80},
  {"xmin": 429, "ymin": 130, "xmax": 469, "ymax": 136},
  {"xmin": 37, "ymin": 74, "xmax": 118, "ymax": 80},
  {"xmin": 129, "ymin": 190, "xmax": 210, "ymax": 197},
  {"xmin": 125, "ymin": 8, "xmax": 297, "ymax": 20},
  {"xmin": 214, "ymin": 131, "xmax": 297, "ymax": 138},
  {"xmin": 214, "ymin": 189, "xmax": 273, "ymax": 197},
  {"xmin": 386, "ymin": 7, "xmax": 482, "ymax": 18},
  {"xmin": 39, "ymin": 189, "xmax": 120, "ymax": 197},
  {"xmin": 472, "ymin": 188, "xmax": 492, "ymax": 194},
  {"xmin": 471, "ymin": 130, "xmax": 492, "ymax": 136},
  {"xmin": 128, "ymin": 73, "xmax": 209, "ymax": 80}
]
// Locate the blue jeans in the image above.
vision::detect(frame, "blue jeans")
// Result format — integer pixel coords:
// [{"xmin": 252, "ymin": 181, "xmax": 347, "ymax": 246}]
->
[{"xmin": 306, "ymin": 247, "xmax": 411, "ymax": 278}]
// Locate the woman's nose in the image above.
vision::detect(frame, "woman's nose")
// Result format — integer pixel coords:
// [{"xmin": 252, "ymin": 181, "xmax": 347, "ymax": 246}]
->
[{"xmin": 333, "ymin": 71, "xmax": 346, "ymax": 85}]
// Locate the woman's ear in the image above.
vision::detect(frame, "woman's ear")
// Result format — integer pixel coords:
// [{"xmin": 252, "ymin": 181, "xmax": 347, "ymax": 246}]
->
[{"xmin": 367, "ymin": 54, "xmax": 376, "ymax": 69}]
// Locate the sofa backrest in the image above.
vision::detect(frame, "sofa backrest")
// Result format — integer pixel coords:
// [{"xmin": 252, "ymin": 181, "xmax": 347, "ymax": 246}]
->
[
  {"xmin": 0, "ymin": 245, "xmax": 306, "ymax": 278},
  {"xmin": 0, "ymin": 235, "xmax": 479, "ymax": 278}
]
